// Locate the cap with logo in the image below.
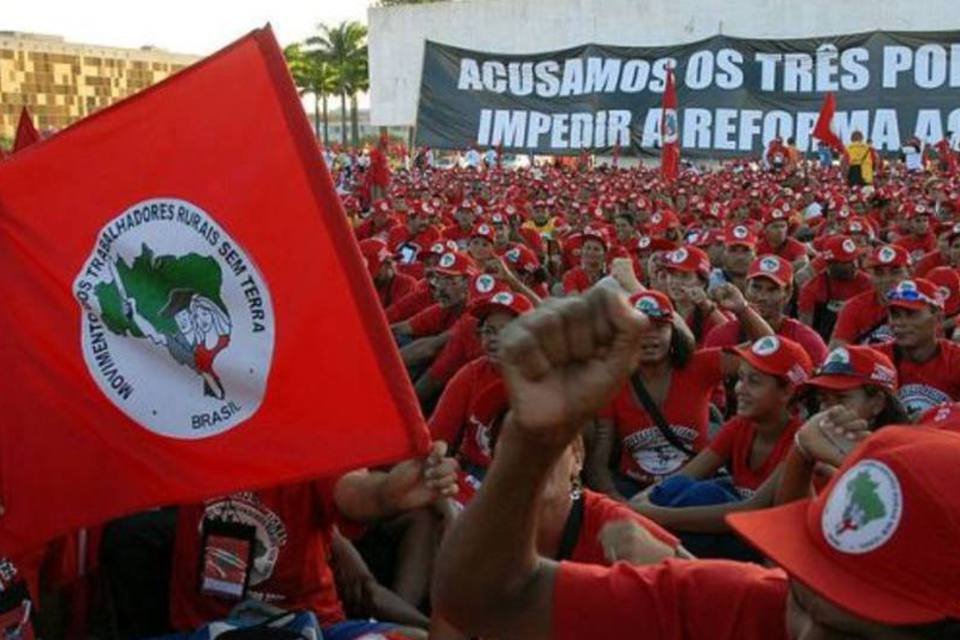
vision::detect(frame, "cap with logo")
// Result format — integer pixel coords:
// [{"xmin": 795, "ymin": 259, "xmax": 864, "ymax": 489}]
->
[
  {"xmin": 806, "ymin": 345, "xmax": 898, "ymax": 393},
  {"xmin": 916, "ymin": 402, "xmax": 960, "ymax": 433},
  {"xmin": 663, "ymin": 246, "xmax": 711, "ymax": 280},
  {"xmin": 761, "ymin": 206, "xmax": 789, "ymax": 227},
  {"xmin": 821, "ymin": 235, "xmax": 861, "ymax": 263},
  {"xmin": 503, "ymin": 244, "xmax": 541, "ymax": 274},
  {"xmin": 434, "ymin": 251, "xmax": 478, "ymax": 277},
  {"xmin": 580, "ymin": 226, "xmax": 609, "ymax": 249},
  {"xmin": 729, "ymin": 335, "xmax": 813, "ymax": 385},
  {"xmin": 358, "ymin": 238, "xmax": 393, "ymax": 277},
  {"xmin": 628, "ymin": 290, "xmax": 674, "ymax": 322},
  {"xmin": 723, "ymin": 224, "xmax": 758, "ymax": 248},
  {"xmin": 885, "ymin": 278, "xmax": 944, "ymax": 311},
  {"xmin": 864, "ymin": 244, "xmax": 910, "ymax": 270},
  {"xmin": 925, "ymin": 267, "xmax": 960, "ymax": 317},
  {"xmin": 471, "ymin": 223, "xmax": 496, "ymax": 242},
  {"xmin": 729, "ymin": 426, "xmax": 960, "ymax": 625},
  {"xmin": 469, "ymin": 289, "xmax": 535, "ymax": 320},
  {"xmin": 747, "ymin": 254, "xmax": 793, "ymax": 288}
]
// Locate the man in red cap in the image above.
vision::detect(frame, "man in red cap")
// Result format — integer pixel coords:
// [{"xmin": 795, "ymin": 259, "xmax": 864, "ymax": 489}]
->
[
  {"xmin": 894, "ymin": 203, "xmax": 937, "ymax": 263},
  {"xmin": 359, "ymin": 238, "xmax": 417, "ymax": 309},
  {"xmin": 662, "ymin": 246, "xmax": 728, "ymax": 346},
  {"xmin": 798, "ymin": 236, "xmax": 872, "ymax": 342},
  {"xmin": 388, "ymin": 203, "xmax": 442, "ymax": 280},
  {"xmin": 873, "ymin": 278, "xmax": 960, "ymax": 416},
  {"xmin": 756, "ymin": 206, "xmax": 807, "ymax": 268},
  {"xmin": 443, "ymin": 201, "xmax": 479, "ymax": 249},
  {"xmin": 708, "ymin": 224, "xmax": 757, "ymax": 294},
  {"xmin": 561, "ymin": 227, "xmax": 608, "ymax": 295},
  {"xmin": 914, "ymin": 221, "xmax": 960, "ymax": 277},
  {"xmin": 706, "ymin": 255, "xmax": 827, "ymax": 366},
  {"xmin": 433, "ymin": 287, "xmax": 960, "ymax": 640},
  {"xmin": 831, "ymin": 244, "xmax": 912, "ymax": 347},
  {"xmin": 355, "ymin": 199, "xmax": 401, "ymax": 242}
]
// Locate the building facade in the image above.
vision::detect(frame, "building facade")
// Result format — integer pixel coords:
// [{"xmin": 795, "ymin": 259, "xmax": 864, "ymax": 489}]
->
[{"xmin": 0, "ymin": 31, "xmax": 199, "ymax": 140}]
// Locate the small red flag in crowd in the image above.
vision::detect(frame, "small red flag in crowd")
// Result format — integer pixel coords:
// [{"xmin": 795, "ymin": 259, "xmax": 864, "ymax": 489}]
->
[
  {"xmin": 660, "ymin": 66, "xmax": 680, "ymax": 182},
  {"xmin": 813, "ymin": 92, "xmax": 845, "ymax": 154},
  {"xmin": 13, "ymin": 107, "xmax": 40, "ymax": 153},
  {"xmin": 0, "ymin": 26, "xmax": 429, "ymax": 555}
]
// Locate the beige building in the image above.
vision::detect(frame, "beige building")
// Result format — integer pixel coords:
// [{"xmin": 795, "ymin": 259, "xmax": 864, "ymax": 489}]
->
[{"xmin": 0, "ymin": 31, "xmax": 199, "ymax": 140}]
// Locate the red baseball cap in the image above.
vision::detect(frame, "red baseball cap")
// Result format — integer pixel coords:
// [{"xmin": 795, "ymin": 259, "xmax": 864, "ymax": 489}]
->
[
  {"xmin": 723, "ymin": 224, "xmax": 758, "ymax": 248},
  {"xmin": 926, "ymin": 267, "xmax": 960, "ymax": 316},
  {"xmin": 502, "ymin": 244, "xmax": 541, "ymax": 274},
  {"xmin": 747, "ymin": 254, "xmax": 793, "ymax": 288},
  {"xmin": 663, "ymin": 246, "xmax": 711, "ymax": 280},
  {"xmin": 729, "ymin": 335, "xmax": 813, "ymax": 385},
  {"xmin": 580, "ymin": 226, "xmax": 609, "ymax": 249},
  {"xmin": 729, "ymin": 426, "xmax": 960, "ymax": 625},
  {"xmin": 471, "ymin": 223, "xmax": 496, "ymax": 242},
  {"xmin": 434, "ymin": 251, "xmax": 478, "ymax": 277},
  {"xmin": 805, "ymin": 345, "xmax": 898, "ymax": 393},
  {"xmin": 761, "ymin": 206, "xmax": 790, "ymax": 227},
  {"xmin": 864, "ymin": 244, "xmax": 910, "ymax": 270},
  {"xmin": 469, "ymin": 289, "xmax": 534, "ymax": 320},
  {"xmin": 821, "ymin": 235, "xmax": 861, "ymax": 263},
  {"xmin": 628, "ymin": 290, "xmax": 674, "ymax": 322},
  {"xmin": 843, "ymin": 216, "xmax": 875, "ymax": 240},
  {"xmin": 358, "ymin": 238, "xmax": 393, "ymax": 277},
  {"xmin": 886, "ymin": 278, "xmax": 944, "ymax": 311}
]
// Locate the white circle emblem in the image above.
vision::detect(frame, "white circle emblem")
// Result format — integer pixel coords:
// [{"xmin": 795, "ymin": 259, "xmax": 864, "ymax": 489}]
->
[
  {"xmin": 439, "ymin": 252, "xmax": 457, "ymax": 268},
  {"xmin": 491, "ymin": 291, "xmax": 514, "ymax": 305},
  {"xmin": 821, "ymin": 460, "xmax": 903, "ymax": 554},
  {"xmin": 751, "ymin": 335, "xmax": 781, "ymax": 356},
  {"xmin": 878, "ymin": 246, "xmax": 896, "ymax": 264},
  {"xmin": 73, "ymin": 198, "xmax": 275, "ymax": 439},
  {"xmin": 670, "ymin": 248, "xmax": 689, "ymax": 264},
  {"xmin": 475, "ymin": 274, "xmax": 496, "ymax": 294},
  {"xmin": 733, "ymin": 226, "xmax": 748, "ymax": 239},
  {"xmin": 759, "ymin": 256, "xmax": 780, "ymax": 273},
  {"xmin": 842, "ymin": 238, "xmax": 857, "ymax": 254}
]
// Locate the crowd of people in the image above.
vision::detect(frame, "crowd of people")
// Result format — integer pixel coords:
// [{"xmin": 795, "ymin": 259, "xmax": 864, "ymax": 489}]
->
[{"xmin": 6, "ymin": 137, "xmax": 960, "ymax": 640}]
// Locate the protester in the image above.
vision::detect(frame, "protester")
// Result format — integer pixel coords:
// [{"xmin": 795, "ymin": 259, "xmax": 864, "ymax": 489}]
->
[
  {"xmin": 797, "ymin": 235, "xmax": 872, "ymax": 341},
  {"xmin": 830, "ymin": 244, "xmax": 911, "ymax": 346}
]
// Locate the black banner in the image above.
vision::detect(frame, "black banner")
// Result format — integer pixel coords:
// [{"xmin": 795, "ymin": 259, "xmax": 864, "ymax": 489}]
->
[{"xmin": 415, "ymin": 31, "xmax": 960, "ymax": 157}]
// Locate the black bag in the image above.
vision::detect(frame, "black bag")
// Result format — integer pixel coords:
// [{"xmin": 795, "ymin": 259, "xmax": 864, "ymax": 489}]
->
[{"xmin": 629, "ymin": 373, "xmax": 696, "ymax": 458}]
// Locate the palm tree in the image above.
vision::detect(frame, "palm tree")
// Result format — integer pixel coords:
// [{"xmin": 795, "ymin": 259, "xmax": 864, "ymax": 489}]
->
[
  {"xmin": 309, "ymin": 21, "xmax": 367, "ymax": 147},
  {"xmin": 283, "ymin": 42, "xmax": 337, "ymax": 143}
]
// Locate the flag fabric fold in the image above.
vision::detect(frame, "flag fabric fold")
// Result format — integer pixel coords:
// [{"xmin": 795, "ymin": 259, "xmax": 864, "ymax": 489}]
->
[
  {"xmin": 660, "ymin": 68, "xmax": 680, "ymax": 182},
  {"xmin": 0, "ymin": 26, "xmax": 429, "ymax": 556},
  {"xmin": 13, "ymin": 107, "xmax": 40, "ymax": 153},
  {"xmin": 813, "ymin": 93, "xmax": 845, "ymax": 154}
]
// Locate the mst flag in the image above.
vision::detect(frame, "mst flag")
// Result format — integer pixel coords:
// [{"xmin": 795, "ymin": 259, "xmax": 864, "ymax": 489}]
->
[
  {"xmin": 660, "ymin": 67, "xmax": 679, "ymax": 182},
  {"xmin": 0, "ymin": 27, "xmax": 429, "ymax": 555},
  {"xmin": 13, "ymin": 107, "xmax": 40, "ymax": 153},
  {"xmin": 813, "ymin": 93, "xmax": 844, "ymax": 154}
]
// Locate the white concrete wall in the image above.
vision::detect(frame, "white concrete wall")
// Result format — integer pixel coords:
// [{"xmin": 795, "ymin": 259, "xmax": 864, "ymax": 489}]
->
[{"xmin": 368, "ymin": 0, "xmax": 960, "ymax": 126}]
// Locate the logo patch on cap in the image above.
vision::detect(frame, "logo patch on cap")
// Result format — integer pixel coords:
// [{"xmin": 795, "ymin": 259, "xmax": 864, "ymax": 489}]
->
[
  {"xmin": 439, "ymin": 253, "xmax": 456, "ymax": 268},
  {"xmin": 751, "ymin": 335, "xmax": 781, "ymax": 356},
  {"xmin": 506, "ymin": 248, "xmax": 521, "ymax": 262},
  {"xmin": 669, "ymin": 248, "xmax": 689, "ymax": 264},
  {"xmin": 877, "ymin": 246, "xmax": 896, "ymax": 264},
  {"xmin": 733, "ymin": 226, "xmax": 748, "ymax": 239},
  {"xmin": 826, "ymin": 347, "xmax": 851, "ymax": 366},
  {"xmin": 759, "ymin": 256, "xmax": 780, "ymax": 273},
  {"xmin": 633, "ymin": 295, "xmax": 664, "ymax": 316},
  {"xmin": 842, "ymin": 238, "xmax": 857, "ymax": 254},
  {"xmin": 651, "ymin": 213, "xmax": 662, "ymax": 224},
  {"xmin": 771, "ymin": 208, "xmax": 783, "ymax": 219},
  {"xmin": 822, "ymin": 459, "xmax": 903, "ymax": 554},
  {"xmin": 475, "ymin": 274, "xmax": 496, "ymax": 293},
  {"xmin": 478, "ymin": 224, "xmax": 491, "ymax": 235},
  {"xmin": 490, "ymin": 291, "xmax": 514, "ymax": 305},
  {"xmin": 638, "ymin": 236, "xmax": 651, "ymax": 249}
]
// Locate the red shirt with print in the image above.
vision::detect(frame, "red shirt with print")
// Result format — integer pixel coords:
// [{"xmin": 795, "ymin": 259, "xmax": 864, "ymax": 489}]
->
[
  {"xmin": 428, "ymin": 356, "xmax": 501, "ymax": 470},
  {"xmin": 704, "ymin": 317, "xmax": 828, "ymax": 366},
  {"xmin": 427, "ymin": 315, "xmax": 482, "ymax": 383},
  {"xmin": 376, "ymin": 272, "xmax": 417, "ymax": 309},
  {"xmin": 169, "ymin": 481, "xmax": 344, "ymax": 631},
  {"xmin": 874, "ymin": 340, "xmax": 960, "ymax": 415},
  {"xmin": 708, "ymin": 416, "xmax": 801, "ymax": 494},
  {"xmin": 408, "ymin": 303, "xmax": 462, "ymax": 338},
  {"xmin": 570, "ymin": 490, "xmax": 678, "ymax": 565},
  {"xmin": 554, "ymin": 559, "xmax": 788, "ymax": 640},
  {"xmin": 756, "ymin": 237, "xmax": 807, "ymax": 262},
  {"xmin": 797, "ymin": 271, "xmax": 872, "ymax": 314},
  {"xmin": 386, "ymin": 280, "xmax": 434, "ymax": 323},
  {"xmin": 598, "ymin": 349, "xmax": 723, "ymax": 483},
  {"xmin": 831, "ymin": 290, "xmax": 893, "ymax": 345}
]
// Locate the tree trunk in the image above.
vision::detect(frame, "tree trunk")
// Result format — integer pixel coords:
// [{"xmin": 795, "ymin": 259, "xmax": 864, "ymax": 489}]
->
[
  {"xmin": 340, "ymin": 92, "xmax": 348, "ymax": 146},
  {"xmin": 322, "ymin": 93, "xmax": 329, "ymax": 145},
  {"xmin": 313, "ymin": 93, "xmax": 320, "ymax": 140},
  {"xmin": 350, "ymin": 94, "xmax": 360, "ymax": 148}
]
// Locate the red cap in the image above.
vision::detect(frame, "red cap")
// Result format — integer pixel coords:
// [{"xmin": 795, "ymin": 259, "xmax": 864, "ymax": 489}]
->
[
  {"xmin": 636, "ymin": 236, "xmax": 678, "ymax": 253},
  {"xmin": 430, "ymin": 240, "xmax": 460, "ymax": 256},
  {"xmin": 747, "ymin": 254, "xmax": 793, "ymax": 288},
  {"xmin": 648, "ymin": 210, "xmax": 681, "ymax": 236},
  {"xmin": 628, "ymin": 290, "xmax": 674, "ymax": 321},
  {"xmin": 926, "ymin": 267, "xmax": 960, "ymax": 316},
  {"xmin": 723, "ymin": 224, "xmax": 758, "ymax": 248},
  {"xmin": 373, "ymin": 199, "xmax": 392, "ymax": 215},
  {"xmin": 905, "ymin": 202, "xmax": 932, "ymax": 219},
  {"xmin": 434, "ymin": 251, "xmax": 478, "ymax": 277},
  {"xmin": 806, "ymin": 345, "xmax": 898, "ymax": 393},
  {"xmin": 471, "ymin": 222, "xmax": 496, "ymax": 242},
  {"xmin": 469, "ymin": 289, "xmax": 534, "ymax": 320},
  {"xmin": 886, "ymin": 278, "xmax": 944, "ymax": 311},
  {"xmin": 944, "ymin": 221, "xmax": 960, "ymax": 242},
  {"xmin": 662, "ymin": 246, "xmax": 711, "ymax": 280},
  {"xmin": 730, "ymin": 335, "xmax": 813, "ymax": 385},
  {"xmin": 864, "ymin": 244, "xmax": 910, "ymax": 269},
  {"xmin": 358, "ymin": 238, "xmax": 393, "ymax": 277},
  {"xmin": 729, "ymin": 426, "xmax": 960, "ymax": 625},
  {"xmin": 580, "ymin": 226, "xmax": 609, "ymax": 249},
  {"xmin": 821, "ymin": 235, "xmax": 861, "ymax": 263},
  {"xmin": 502, "ymin": 244, "xmax": 541, "ymax": 274},
  {"xmin": 761, "ymin": 206, "xmax": 790, "ymax": 227}
]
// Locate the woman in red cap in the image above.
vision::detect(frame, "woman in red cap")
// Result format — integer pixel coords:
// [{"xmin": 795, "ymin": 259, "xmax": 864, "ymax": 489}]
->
[
  {"xmin": 433, "ymin": 287, "xmax": 960, "ymax": 640},
  {"xmin": 661, "ymin": 246, "xmax": 729, "ymax": 346},
  {"xmin": 587, "ymin": 289, "xmax": 773, "ymax": 500},
  {"xmin": 561, "ymin": 228, "xmax": 608, "ymax": 295}
]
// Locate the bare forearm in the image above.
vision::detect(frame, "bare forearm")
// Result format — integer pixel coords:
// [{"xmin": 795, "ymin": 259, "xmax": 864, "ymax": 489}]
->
[
  {"xmin": 774, "ymin": 446, "xmax": 815, "ymax": 506},
  {"xmin": 434, "ymin": 420, "xmax": 558, "ymax": 639},
  {"xmin": 735, "ymin": 305, "xmax": 774, "ymax": 340},
  {"xmin": 401, "ymin": 334, "xmax": 450, "ymax": 366}
]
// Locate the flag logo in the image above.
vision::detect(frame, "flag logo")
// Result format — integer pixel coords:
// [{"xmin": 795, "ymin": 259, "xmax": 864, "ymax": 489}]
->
[
  {"xmin": 73, "ymin": 198, "xmax": 275, "ymax": 440},
  {"xmin": 662, "ymin": 108, "xmax": 679, "ymax": 144},
  {"xmin": 822, "ymin": 459, "xmax": 902, "ymax": 554}
]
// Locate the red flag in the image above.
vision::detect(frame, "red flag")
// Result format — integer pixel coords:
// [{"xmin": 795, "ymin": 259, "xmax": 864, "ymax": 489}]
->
[
  {"xmin": 813, "ymin": 93, "xmax": 844, "ymax": 153},
  {"xmin": 0, "ymin": 26, "xmax": 428, "ymax": 555},
  {"xmin": 660, "ymin": 68, "xmax": 680, "ymax": 182},
  {"xmin": 13, "ymin": 107, "xmax": 40, "ymax": 153}
]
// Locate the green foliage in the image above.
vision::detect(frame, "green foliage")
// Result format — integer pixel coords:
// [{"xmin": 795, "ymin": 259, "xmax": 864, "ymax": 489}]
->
[{"xmin": 95, "ymin": 244, "xmax": 226, "ymax": 338}]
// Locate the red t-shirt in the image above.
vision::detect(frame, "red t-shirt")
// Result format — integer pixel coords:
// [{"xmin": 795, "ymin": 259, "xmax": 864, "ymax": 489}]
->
[
  {"xmin": 169, "ymin": 482, "xmax": 344, "ymax": 631},
  {"xmin": 684, "ymin": 309, "xmax": 733, "ymax": 348},
  {"xmin": 385, "ymin": 280, "xmax": 434, "ymax": 323},
  {"xmin": 874, "ymin": 340, "xmax": 960, "ymax": 415},
  {"xmin": 913, "ymin": 250, "xmax": 945, "ymax": 278},
  {"xmin": 831, "ymin": 290, "xmax": 893, "ymax": 345},
  {"xmin": 704, "ymin": 317, "xmax": 828, "ymax": 366},
  {"xmin": 516, "ymin": 226, "xmax": 546, "ymax": 256},
  {"xmin": 354, "ymin": 215, "xmax": 399, "ymax": 241},
  {"xmin": 428, "ymin": 356, "xmax": 502, "ymax": 469},
  {"xmin": 756, "ymin": 237, "xmax": 807, "ymax": 262},
  {"xmin": 427, "ymin": 315, "xmax": 483, "ymax": 383},
  {"xmin": 562, "ymin": 267, "xmax": 599, "ymax": 294},
  {"xmin": 376, "ymin": 272, "xmax": 417, "ymax": 309},
  {"xmin": 554, "ymin": 559, "xmax": 788, "ymax": 640},
  {"xmin": 570, "ymin": 490, "xmax": 679, "ymax": 565},
  {"xmin": 708, "ymin": 416, "xmax": 800, "ymax": 495},
  {"xmin": 598, "ymin": 349, "xmax": 723, "ymax": 483},
  {"xmin": 408, "ymin": 303, "xmax": 463, "ymax": 338},
  {"xmin": 894, "ymin": 232, "xmax": 937, "ymax": 263},
  {"xmin": 442, "ymin": 224, "xmax": 472, "ymax": 250},
  {"xmin": 797, "ymin": 270, "xmax": 873, "ymax": 315}
]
